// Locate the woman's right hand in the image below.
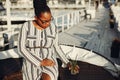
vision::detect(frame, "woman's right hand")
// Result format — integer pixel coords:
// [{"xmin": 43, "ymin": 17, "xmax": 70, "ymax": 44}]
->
[{"xmin": 41, "ymin": 58, "xmax": 55, "ymax": 66}]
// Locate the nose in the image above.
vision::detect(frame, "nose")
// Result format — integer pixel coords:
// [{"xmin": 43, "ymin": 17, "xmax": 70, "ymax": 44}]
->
[
  {"xmin": 44, "ymin": 22, "xmax": 50, "ymax": 28},
  {"xmin": 46, "ymin": 21, "xmax": 51, "ymax": 25}
]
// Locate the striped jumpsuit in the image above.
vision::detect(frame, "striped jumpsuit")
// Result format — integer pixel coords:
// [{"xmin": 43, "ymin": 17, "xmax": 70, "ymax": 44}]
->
[{"xmin": 18, "ymin": 21, "xmax": 69, "ymax": 80}]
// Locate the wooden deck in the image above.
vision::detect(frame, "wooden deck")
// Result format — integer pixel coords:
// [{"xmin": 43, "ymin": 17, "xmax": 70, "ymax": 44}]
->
[{"xmin": 58, "ymin": 7, "xmax": 120, "ymax": 65}]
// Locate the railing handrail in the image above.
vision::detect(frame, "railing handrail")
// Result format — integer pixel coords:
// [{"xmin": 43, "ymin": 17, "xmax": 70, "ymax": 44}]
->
[
  {"xmin": 0, "ymin": 0, "xmax": 92, "ymax": 51},
  {"xmin": 54, "ymin": 9, "xmax": 85, "ymax": 32},
  {"xmin": 0, "ymin": 8, "xmax": 88, "ymax": 51}
]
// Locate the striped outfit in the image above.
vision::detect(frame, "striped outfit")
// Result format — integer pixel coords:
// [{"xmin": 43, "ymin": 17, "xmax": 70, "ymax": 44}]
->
[{"xmin": 18, "ymin": 21, "xmax": 69, "ymax": 80}]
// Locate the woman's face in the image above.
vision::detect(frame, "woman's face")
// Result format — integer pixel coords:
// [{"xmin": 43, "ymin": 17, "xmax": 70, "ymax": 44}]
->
[{"xmin": 36, "ymin": 12, "xmax": 52, "ymax": 29}]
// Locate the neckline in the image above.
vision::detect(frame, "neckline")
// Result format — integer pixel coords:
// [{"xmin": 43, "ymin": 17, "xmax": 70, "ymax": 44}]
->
[{"xmin": 32, "ymin": 20, "xmax": 44, "ymax": 30}]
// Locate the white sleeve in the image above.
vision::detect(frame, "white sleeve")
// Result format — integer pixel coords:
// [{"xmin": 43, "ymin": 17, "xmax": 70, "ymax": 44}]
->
[{"xmin": 53, "ymin": 31, "xmax": 69, "ymax": 65}]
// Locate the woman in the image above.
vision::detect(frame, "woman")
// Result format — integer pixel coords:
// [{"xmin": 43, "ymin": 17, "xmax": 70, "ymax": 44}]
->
[{"xmin": 18, "ymin": 0, "xmax": 70, "ymax": 80}]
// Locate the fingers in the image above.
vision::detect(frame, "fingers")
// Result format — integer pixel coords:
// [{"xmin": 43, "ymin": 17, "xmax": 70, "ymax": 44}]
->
[
  {"xmin": 47, "ymin": 59, "xmax": 55, "ymax": 66},
  {"xmin": 41, "ymin": 58, "xmax": 55, "ymax": 66},
  {"xmin": 49, "ymin": 61, "xmax": 55, "ymax": 66},
  {"xmin": 47, "ymin": 60, "xmax": 55, "ymax": 66}
]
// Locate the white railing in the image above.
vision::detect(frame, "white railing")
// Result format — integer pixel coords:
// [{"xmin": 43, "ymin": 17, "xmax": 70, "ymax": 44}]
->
[
  {"xmin": 1, "ymin": 0, "xmax": 96, "ymax": 50},
  {"xmin": 0, "ymin": 0, "xmax": 87, "ymax": 34},
  {"xmin": 54, "ymin": 9, "xmax": 85, "ymax": 32},
  {"xmin": 0, "ymin": 9, "xmax": 86, "ymax": 48}
]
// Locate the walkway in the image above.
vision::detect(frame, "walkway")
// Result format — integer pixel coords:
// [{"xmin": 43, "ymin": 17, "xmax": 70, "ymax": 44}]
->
[{"xmin": 58, "ymin": 7, "xmax": 120, "ymax": 65}]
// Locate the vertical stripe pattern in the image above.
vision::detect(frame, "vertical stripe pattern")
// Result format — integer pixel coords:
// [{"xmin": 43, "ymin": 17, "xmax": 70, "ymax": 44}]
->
[{"xmin": 18, "ymin": 21, "xmax": 69, "ymax": 80}]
